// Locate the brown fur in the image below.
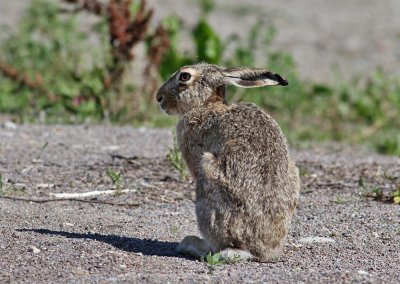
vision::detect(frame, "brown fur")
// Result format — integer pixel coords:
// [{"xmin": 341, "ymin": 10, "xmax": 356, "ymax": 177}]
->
[{"xmin": 156, "ymin": 63, "xmax": 300, "ymax": 262}]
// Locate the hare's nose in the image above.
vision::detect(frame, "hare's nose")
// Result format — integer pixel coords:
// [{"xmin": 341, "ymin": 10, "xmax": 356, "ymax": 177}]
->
[{"xmin": 156, "ymin": 92, "xmax": 163, "ymax": 102}]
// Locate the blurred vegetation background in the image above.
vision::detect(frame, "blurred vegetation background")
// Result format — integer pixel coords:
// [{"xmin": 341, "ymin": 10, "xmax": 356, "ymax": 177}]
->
[{"xmin": 0, "ymin": 0, "xmax": 399, "ymax": 156}]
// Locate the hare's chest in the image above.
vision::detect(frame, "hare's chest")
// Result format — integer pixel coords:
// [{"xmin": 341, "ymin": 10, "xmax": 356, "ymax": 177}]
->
[{"xmin": 176, "ymin": 120, "xmax": 217, "ymax": 179}]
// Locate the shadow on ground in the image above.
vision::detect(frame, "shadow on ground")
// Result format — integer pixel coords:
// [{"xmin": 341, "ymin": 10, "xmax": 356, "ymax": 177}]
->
[{"xmin": 17, "ymin": 228, "xmax": 184, "ymax": 258}]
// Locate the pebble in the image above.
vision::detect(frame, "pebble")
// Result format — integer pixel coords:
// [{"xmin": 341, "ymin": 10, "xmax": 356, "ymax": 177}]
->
[
  {"xmin": 101, "ymin": 145, "xmax": 120, "ymax": 151},
  {"xmin": 36, "ymin": 183, "xmax": 55, "ymax": 189},
  {"xmin": 299, "ymin": 237, "xmax": 336, "ymax": 244},
  {"xmin": 14, "ymin": 183, "xmax": 26, "ymax": 190},
  {"xmin": 2, "ymin": 121, "xmax": 17, "ymax": 130},
  {"xmin": 72, "ymin": 268, "xmax": 89, "ymax": 275},
  {"xmin": 28, "ymin": 245, "xmax": 41, "ymax": 254}
]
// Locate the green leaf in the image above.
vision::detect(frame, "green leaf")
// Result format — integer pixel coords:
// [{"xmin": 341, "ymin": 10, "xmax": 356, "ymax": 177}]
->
[
  {"xmin": 56, "ymin": 81, "xmax": 80, "ymax": 98},
  {"xmin": 212, "ymin": 253, "xmax": 221, "ymax": 263},
  {"xmin": 192, "ymin": 19, "xmax": 222, "ymax": 64}
]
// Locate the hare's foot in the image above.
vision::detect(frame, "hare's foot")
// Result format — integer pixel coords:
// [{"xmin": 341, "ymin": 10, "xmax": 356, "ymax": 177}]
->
[
  {"xmin": 220, "ymin": 248, "xmax": 254, "ymax": 262},
  {"xmin": 176, "ymin": 236, "xmax": 213, "ymax": 259}
]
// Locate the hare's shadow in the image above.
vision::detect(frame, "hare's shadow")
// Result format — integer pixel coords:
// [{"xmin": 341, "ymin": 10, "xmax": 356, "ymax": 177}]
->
[{"xmin": 17, "ymin": 228, "xmax": 184, "ymax": 258}]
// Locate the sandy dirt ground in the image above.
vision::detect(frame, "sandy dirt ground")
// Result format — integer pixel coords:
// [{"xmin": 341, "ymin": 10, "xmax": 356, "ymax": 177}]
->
[
  {"xmin": 0, "ymin": 125, "xmax": 399, "ymax": 283},
  {"xmin": 1, "ymin": 1, "xmax": 400, "ymax": 83}
]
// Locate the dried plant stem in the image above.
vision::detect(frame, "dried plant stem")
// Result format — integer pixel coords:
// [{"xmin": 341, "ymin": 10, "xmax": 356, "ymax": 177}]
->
[
  {"xmin": 0, "ymin": 195, "xmax": 140, "ymax": 207},
  {"xmin": 0, "ymin": 60, "xmax": 57, "ymax": 102}
]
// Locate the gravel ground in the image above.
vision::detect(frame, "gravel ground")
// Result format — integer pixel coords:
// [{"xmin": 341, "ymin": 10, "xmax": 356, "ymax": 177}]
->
[{"xmin": 0, "ymin": 124, "xmax": 399, "ymax": 283}]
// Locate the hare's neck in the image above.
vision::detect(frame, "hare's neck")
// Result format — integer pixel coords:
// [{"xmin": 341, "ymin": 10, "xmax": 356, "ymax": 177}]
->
[{"xmin": 178, "ymin": 101, "xmax": 229, "ymax": 121}]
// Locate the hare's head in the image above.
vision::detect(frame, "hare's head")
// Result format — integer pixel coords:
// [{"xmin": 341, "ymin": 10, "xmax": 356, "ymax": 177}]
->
[{"xmin": 156, "ymin": 63, "xmax": 288, "ymax": 115}]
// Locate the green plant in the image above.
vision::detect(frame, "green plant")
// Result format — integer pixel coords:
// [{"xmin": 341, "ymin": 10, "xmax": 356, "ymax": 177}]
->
[
  {"xmin": 333, "ymin": 196, "xmax": 347, "ymax": 204},
  {"xmin": 201, "ymin": 252, "xmax": 225, "ymax": 274},
  {"xmin": 167, "ymin": 133, "xmax": 187, "ymax": 180},
  {"xmin": 360, "ymin": 173, "xmax": 400, "ymax": 204},
  {"xmin": 392, "ymin": 188, "xmax": 400, "ymax": 204},
  {"xmin": 384, "ymin": 173, "xmax": 400, "ymax": 204},
  {"xmin": 35, "ymin": 141, "xmax": 49, "ymax": 161},
  {"xmin": 106, "ymin": 168, "xmax": 123, "ymax": 194},
  {"xmin": 0, "ymin": 0, "xmax": 157, "ymax": 123},
  {"xmin": 156, "ymin": 4, "xmax": 222, "ymax": 79},
  {"xmin": 199, "ymin": 0, "xmax": 216, "ymax": 16},
  {"xmin": 170, "ymin": 225, "xmax": 179, "ymax": 234},
  {"xmin": 0, "ymin": 0, "xmax": 104, "ymax": 121},
  {"xmin": 0, "ymin": 182, "xmax": 26, "ymax": 196}
]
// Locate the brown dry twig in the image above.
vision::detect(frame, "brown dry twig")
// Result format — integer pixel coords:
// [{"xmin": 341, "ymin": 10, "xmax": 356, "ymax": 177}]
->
[
  {"xmin": 105, "ymin": 0, "xmax": 154, "ymax": 91},
  {"xmin": 108, "ymin": 0, "xmax": 153, "ymax": 62},
  {"xmin": 61, "ymin": 0, "xmax": 154, "ymax": 91},
  {"xmin": 61, "ymin": 0, "xmax": 106, "ymax": 15},
  {"xmin": 0, "ymin": 60, "xmax": 58, "ymax": 102},
  {"xmin": 142, "ymin": 24, "xmax": 170, "ymax": 98}
]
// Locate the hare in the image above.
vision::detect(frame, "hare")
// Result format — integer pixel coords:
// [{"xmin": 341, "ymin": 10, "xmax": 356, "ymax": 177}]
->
[{"xmin": 156, "ymin": 63, "xmax": 300, "ymax": 262}]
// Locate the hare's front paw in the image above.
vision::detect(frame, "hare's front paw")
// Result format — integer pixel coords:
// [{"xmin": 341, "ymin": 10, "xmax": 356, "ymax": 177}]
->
[
  {"xmin": 201, "ymin": 152, "xmax": 222, "ymax": 182},
  {"xmin": 176, "ymin": 235, "xmax": 213, "ymax": 259},
  {"xmin": 201, "ymin": 152, "xmax": 216, "ymax": 165}
]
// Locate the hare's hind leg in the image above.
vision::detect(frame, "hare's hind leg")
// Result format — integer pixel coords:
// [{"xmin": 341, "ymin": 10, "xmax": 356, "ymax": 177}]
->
[{"xmin": 177, "ymin": 236, "xmax": 213, "ymax": 259}]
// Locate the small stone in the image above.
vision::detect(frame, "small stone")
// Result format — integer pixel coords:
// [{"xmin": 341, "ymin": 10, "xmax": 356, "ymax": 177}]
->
[
  {"xmin": 28, "ymin": 245, "xmax": 41, "ymax": 254},
  {"xmin": 72, "ymin": 268, "xmax": 89, "ymax": 275},
  {"xmin": 2, "ymin": 121, "xmax": 17, "ymax": 130},
  {"xmin": 63, "ymin": 222, "xmax": 74, "ymax": 227},
  {"xmin": 358, "ymin": 270, "xmax": 369, "ymax": 275},
  {"xmin": 299, "ymin": 237, "xmax": 336, "ymax": 244},
  {"xmin": 372, "ymin": 232, "xmax": 379, "ymax": 238},
  {"xmin": 36, "ymin": 183, "xmax": 55, "ymax": 189},
  {"xmin": 14, "ymin": 183, "xmax": 26, "ymax": 190},
  {"xmin": 101, "ymin": 145, "xmax": 120, "ymax": 151}
]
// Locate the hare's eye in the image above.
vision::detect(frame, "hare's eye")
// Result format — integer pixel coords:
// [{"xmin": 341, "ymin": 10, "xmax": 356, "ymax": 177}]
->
[{"xmin": 179, "ymin": 72, "xmax": 191, "ymax": 82}]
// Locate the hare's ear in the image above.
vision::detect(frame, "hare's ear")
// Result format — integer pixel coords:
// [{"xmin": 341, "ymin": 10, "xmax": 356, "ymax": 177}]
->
[{"xmin": 221, "ymin": 67, "xmax": 288, "ymax": 88}]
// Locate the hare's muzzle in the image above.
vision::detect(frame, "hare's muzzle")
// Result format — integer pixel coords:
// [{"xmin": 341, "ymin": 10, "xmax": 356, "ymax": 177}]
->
[{"xmin": 156, "ymin": 92, "xmax": 163, "ymax": 103}]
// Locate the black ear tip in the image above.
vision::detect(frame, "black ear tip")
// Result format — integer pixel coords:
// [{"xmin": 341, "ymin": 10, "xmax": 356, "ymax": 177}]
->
[
  {"xmin": 280, "ymin": 79, "xmax": 289, "ymax": 86},
  {"xmin": 273, "ymin": 73, "xmax": 289, "ymax": 86}
]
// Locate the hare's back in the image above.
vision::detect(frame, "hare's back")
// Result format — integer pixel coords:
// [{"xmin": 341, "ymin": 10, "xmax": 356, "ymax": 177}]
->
[
  {"xmin": 214, "ymin": 103, "xmax": 291, "ymax": 198},
  {"xmin": 220, "ymin": 103, "xmax": 288, "ymax": 151}
]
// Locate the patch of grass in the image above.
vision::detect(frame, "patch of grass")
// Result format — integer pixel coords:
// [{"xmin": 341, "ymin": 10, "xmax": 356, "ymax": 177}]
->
[
  {"xmin": 201, "ymin": 252, "xmax": 225, "ymax": 274},
  {"xmin": 167, "ymin": 133, "xmax": 187, "ymax": 180},
  {"xmin": 106, "ymin": 168, "xmax": 123, "ymax": 195},
  {"xmin": 359, "ymin": 173, "xmax": 400, "ymax": 204},
  {"xmin": 0, "ymin": 181, "xmax": 27, "ymax": 196},
  {"xmin": 170, "ymin": 225, "xmax": 179, "ymax": 235},
  {"xmin": 384, "ymin": 173, "xmax": 400, "ymax": 204},
  {"xmin": 391, "ymin": 189, "xmax": 400, "ymax": 205},
  {"xmin": 298, "ymin": 165, "xmax": 310, "ymax": 177},
  {"xmin": 34, "ymin": 141, "xmax": 49, "ymax": 161},
  {"xmin": 333, "ymin": 195, "xmax": 347, "ymax": 204}
]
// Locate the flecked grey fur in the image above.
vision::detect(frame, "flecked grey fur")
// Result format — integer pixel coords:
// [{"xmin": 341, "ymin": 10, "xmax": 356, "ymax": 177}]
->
[{"xmin": 156, "ymin": 63, "xmax": 300, "ymax": 261}]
